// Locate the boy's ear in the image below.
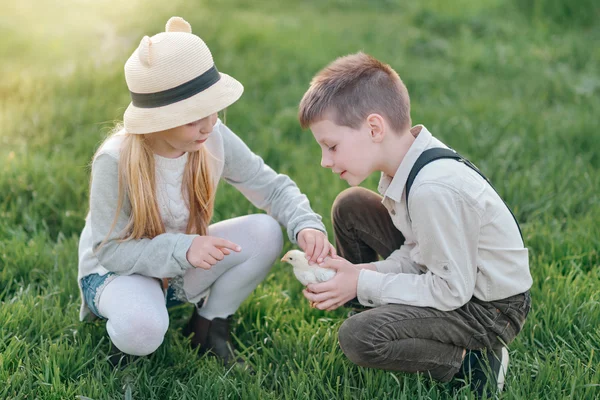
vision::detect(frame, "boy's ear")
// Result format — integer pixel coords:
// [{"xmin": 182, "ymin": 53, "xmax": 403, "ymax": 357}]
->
[{"xmin": 366, "ymin": 113, "xmax": 385, "ymax": 143}]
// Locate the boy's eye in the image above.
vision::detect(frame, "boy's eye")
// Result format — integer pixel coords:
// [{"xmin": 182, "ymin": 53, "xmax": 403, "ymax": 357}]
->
[{"xmin": 328, "ymin": 145, "xmax": 337, "ymax": 152}]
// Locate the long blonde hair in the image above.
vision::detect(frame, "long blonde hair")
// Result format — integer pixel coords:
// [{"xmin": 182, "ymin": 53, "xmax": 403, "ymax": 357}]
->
[{"xmin": 97, "ymin": 127, "xmax": 214, "ymax": 244}]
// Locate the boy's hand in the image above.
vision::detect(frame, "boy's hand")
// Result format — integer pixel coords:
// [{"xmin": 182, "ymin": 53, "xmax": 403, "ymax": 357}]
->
[
  {"xmin": 303, "ymin": 256, "xmax": 364, "ymax": 311},
  {"xmin": 297, "ymin": 228, "xmax": 336, "ymax": 265}
]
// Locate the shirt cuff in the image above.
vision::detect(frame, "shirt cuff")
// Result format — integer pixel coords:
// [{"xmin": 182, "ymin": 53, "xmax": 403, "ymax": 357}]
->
[
  {"xmin": 356, "ymin": 269, "xmax": 386, "ymax": 307},
  {"xmin": 173, "ymin": 234, "xmax": 198, "ymax": 271}
]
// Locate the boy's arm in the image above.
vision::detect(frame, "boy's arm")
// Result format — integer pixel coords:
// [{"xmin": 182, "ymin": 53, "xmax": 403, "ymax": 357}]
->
[
  {"xmin": 372, "ymin": 243, "xmax": 423, "ymax": 275},
  {"xmin": 356, "ymin": 183, "xmax": 480, "ymax": 311},
  {"xmin": 88, "ymin": 153, "xmax": 197, "ymax": 277},
  {"xmin": 220, "ymin": 123, "xmax": 326, "ymax": 243}
]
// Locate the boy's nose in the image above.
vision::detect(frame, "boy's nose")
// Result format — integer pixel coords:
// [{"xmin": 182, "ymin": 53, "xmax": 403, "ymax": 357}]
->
[{"xmin": 321, "ymin": 155, "xmax": 333, "ymax": 168}]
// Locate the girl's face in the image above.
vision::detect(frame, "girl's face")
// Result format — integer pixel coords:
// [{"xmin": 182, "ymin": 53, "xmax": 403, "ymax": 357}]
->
[{"xmin": 147, "ymin": 113, "xmax": 219, "ymax": 158}]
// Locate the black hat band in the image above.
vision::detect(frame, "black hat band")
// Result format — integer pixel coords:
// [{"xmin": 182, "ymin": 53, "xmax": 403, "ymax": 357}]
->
[{"xmin": 130, "ymin": 65, "xmax": 221, "ymax": 108}]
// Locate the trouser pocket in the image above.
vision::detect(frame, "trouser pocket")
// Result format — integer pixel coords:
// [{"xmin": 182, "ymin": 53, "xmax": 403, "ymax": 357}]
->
[{"xmin": 491, "ymin": 291, "xmax": 531, "ymax": 343}]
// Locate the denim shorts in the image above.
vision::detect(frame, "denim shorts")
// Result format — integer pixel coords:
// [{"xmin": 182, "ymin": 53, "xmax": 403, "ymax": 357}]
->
[{"xmin": 80, "ymin": 273, "xmax": 184, "ymax": 319}]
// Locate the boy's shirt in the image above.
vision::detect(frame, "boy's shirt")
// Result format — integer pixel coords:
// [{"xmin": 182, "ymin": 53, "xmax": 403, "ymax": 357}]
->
[{"xmin": 357, "ymin": 125, "xmax": 532, "ymax": 311}]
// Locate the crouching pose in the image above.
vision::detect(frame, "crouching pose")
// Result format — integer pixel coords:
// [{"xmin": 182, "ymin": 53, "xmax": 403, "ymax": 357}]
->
[
  {"xmin": 77, "ymin": 17, "xmax": 334, "ymax": 365},
  {"xmin": 299, "ymin": 53, "xmax": 532, "ymax": 397}
]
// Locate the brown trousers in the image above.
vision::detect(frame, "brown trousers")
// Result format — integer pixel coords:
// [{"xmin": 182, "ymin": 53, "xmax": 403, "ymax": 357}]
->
[{"xmin": 332, "ymin": 187, "xmax": 531, "ymax": 382}]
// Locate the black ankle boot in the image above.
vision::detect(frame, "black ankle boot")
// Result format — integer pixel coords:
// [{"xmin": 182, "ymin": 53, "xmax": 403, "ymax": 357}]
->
[
  {"xmin": 107, "ymin": 342, "xmax": 139, "ymax": 369},
  {"xmin": 183, "ymin": 311, "xmax": 239, "ymax": 365}
]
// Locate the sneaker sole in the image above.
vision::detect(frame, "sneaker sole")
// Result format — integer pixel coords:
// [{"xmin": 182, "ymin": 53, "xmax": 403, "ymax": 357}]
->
[{"xmin": 497, "ymin": 347, "xmax": 509, "ymax": 391}]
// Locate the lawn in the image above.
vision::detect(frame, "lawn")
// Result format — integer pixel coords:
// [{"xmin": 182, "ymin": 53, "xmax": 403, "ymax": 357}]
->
[{"xmin": 1, "ymin": 0, "xmax": 599, "ymax": 398}]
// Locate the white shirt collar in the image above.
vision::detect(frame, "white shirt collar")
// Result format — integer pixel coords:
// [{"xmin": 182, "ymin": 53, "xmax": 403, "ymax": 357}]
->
[{"xmin": 378, "ymin": 125, "xmax": 434, "ymax": 202}]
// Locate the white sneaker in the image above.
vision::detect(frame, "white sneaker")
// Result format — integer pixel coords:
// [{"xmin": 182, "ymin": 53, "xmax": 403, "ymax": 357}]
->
[{"xmin": 458, "ymin": 346, "xmax": 510, "ymax": 398}]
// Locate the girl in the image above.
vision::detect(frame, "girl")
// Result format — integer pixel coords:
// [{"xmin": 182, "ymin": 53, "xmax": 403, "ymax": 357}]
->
[{"xmin": 78, "ymin": 16, "xmax": 334, "ymax": 364}]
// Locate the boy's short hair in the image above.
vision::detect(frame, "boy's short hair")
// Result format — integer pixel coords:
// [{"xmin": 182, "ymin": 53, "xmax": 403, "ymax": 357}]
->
[{"xmin": 299, "ymin": 52, "xmax": 411, "ymax": 132}]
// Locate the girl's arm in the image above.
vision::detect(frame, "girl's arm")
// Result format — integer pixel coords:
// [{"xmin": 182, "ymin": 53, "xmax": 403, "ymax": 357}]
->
[
  {"xmin": 87, "ymin": 153, "xmax": 197, "ymax": 278},
  {"xmin": 219, "ymin": 124, "xmax": 326, "ymax": 243}
]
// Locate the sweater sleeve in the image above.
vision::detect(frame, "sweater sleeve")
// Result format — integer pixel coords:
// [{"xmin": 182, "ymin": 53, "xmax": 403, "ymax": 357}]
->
[
  {"xmin": 219, "ymin": 124, "xmax": 326, "ymax": 243},
  {"xmin": 89, "ymin": 153, "xmax": 197, "ymax": 278}
]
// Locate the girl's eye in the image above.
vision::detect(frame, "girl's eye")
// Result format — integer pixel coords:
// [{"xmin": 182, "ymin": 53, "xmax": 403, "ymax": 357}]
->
[
  {"xmin": 187, "ymin": 119, "xmax": 204, "ymax": 126},
  {"xmin": 328, "ymin": 145, "xmax": 337, "ymax": 152}
]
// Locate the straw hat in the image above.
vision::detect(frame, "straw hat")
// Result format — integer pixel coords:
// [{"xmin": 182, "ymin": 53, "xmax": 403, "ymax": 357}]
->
[{"xmin": 123, "ymin": 17, "xmax": 243, "ymax": 134}]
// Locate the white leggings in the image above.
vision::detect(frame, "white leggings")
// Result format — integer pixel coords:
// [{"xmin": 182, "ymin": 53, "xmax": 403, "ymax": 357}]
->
[{"xmin": 97, "ymin": 214, "xmax": 283, "ymax": 356}]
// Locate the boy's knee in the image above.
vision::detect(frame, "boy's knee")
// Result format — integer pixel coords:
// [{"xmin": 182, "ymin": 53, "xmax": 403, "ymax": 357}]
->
[
  {"xmin": 332, "ymin": 187, "xmax": 371, "ymax": 228},
  {"xmin": 332, "ymin": 187, "xmax": 364, "ymax": 216},
  {"xmin": 338, "ymin": 314, "xmax": 381, "ymax": 367},
  {"xmin": 107, "ymin": 309, "xmax": 169, "ymax": 356}
]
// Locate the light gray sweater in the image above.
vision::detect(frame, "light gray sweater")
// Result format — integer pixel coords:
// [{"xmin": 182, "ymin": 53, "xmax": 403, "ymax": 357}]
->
[{"xmin": 77, "ymin": 120, "xmax": 326, "ymax": 320}]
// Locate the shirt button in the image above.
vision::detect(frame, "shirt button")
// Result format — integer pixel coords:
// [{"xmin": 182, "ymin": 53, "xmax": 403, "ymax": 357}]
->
[
  {"xmin": 390, "ymin": 209, "xmax": 396, "ymax": 216},
  {"xmin": 368, "ymin": 300, "xmax": 373, "ymax": 304}
]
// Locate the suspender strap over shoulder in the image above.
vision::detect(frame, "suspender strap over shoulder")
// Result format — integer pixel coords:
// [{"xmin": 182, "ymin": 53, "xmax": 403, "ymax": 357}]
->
[{"xmin": 405, "ymin": 148, "xmax": 523, "ymax": 240}]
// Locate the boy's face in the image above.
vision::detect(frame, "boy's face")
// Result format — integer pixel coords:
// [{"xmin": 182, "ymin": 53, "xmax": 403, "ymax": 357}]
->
[{"xmin": 310, "ymin": 117, "xmax": 376, "ymax": 186}]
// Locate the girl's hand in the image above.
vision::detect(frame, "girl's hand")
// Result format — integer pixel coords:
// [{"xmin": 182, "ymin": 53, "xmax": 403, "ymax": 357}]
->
[
  {"xmin": 186, "ymin": 236, "xmax": 241, "ymax": 269},
  {"xmin": 297, "ymin": 228, "xmax": 336, "ymax": 265}
]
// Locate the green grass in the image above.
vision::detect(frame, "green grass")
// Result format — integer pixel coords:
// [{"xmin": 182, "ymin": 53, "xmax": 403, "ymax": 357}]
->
[{"xmin": 1, "ymin": 0, "xmax": 599, "ymax": 398}]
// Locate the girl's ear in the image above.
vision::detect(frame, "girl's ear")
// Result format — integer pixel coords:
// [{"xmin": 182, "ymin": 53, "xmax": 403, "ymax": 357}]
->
[{"xmin": 366, "ymin": 113, "xmax": 385, "ymax": 143}]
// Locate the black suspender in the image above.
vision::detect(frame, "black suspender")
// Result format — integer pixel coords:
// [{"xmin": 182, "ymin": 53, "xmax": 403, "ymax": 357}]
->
[{"xmin": 405, "ymin": 148, "xmax": 523, "ymax": 240}]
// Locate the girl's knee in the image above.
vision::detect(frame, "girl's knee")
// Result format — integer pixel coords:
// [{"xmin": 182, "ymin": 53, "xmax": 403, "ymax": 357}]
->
[
  {"xmin": 250, "ymin": 214, "xmax": 283, "ymax": 258},
  {"xmin": 254, "ymin": 214, "xmax": 283, "ymax": 241},
  {"xmin": 106, "ymin": 308, "xmax": 169, "ymax": 356}
]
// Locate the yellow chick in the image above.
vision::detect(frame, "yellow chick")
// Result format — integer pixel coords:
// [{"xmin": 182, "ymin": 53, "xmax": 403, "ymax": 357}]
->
[{"xmin": 281, "ymin": 249, "xmax": 336, "ymax": 307}]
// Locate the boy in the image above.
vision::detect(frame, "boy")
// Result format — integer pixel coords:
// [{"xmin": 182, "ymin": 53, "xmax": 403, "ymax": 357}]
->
[{"xmin": 298, "ymin": 52, "xmax": 532, "ymax": 397}]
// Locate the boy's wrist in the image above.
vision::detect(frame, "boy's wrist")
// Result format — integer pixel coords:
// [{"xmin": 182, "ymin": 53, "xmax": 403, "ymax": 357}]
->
[
  {"xmin": 359, "ymin": 263, "xmax": 377, "ymax": 272},
  {"xmin": 356, "ymin": 267, "xmax": 385, "ymax": 307}
]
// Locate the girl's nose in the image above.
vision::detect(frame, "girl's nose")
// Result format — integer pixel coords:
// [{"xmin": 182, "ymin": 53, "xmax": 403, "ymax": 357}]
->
[
  {"xmin": 199, "ymin": 123, "xmax": 213, "ymax": 135},
  {"xmin": 200, "ymin": 113, "xmax": 218, "ymax": 133}
]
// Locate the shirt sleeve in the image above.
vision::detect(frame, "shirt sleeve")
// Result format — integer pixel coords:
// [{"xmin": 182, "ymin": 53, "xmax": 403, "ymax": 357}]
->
[
  {"xmin": 372, "ymin": 242, "xmax": 423, "ymax": 274},
  {"xmin": 220, "ymin": 124, "xmax": 326, "ymax": 243},
  {"xmin": 89, "ymin": 153, "xmax": 197, "ymax": 278},
  {"xmin": 356, "ymin": 182, "xmax": 480, "ymax": 311}
]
